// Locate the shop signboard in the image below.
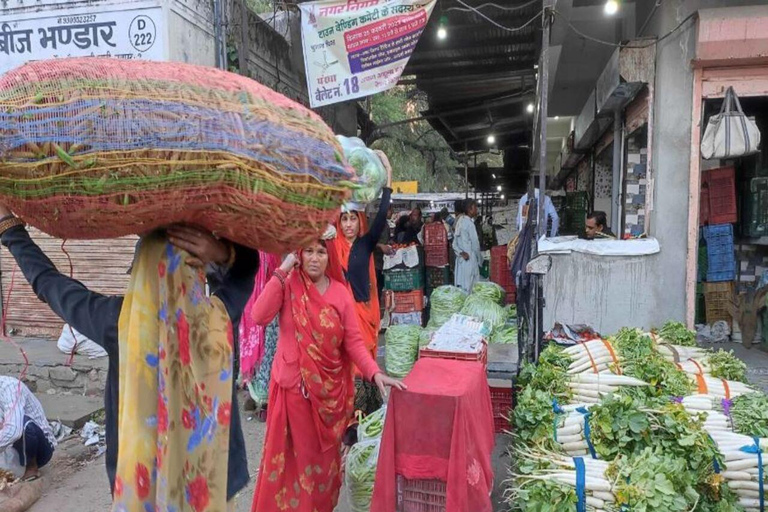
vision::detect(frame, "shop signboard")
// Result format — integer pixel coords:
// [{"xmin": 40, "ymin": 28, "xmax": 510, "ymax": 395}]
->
[
  {"xmin": 0, "ymin": 2, "xmax": 167, "ymax": 76},
  {"xmin": 299, "ymin": 0, "xmax": 436, "ymax": 108}
]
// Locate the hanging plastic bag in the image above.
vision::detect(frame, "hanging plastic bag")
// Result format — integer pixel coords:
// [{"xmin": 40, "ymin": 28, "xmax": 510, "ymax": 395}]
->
[
  {"xmin": 701, "ymin": 87, "xmax": 761, "ymax": 159},
  {"xmin": 0, "ymin": 448, "xmax": 24, "ymax": 479},
  {"xmin": 345, "ymin": 436, "xmax": 382, "ymax": 512}
]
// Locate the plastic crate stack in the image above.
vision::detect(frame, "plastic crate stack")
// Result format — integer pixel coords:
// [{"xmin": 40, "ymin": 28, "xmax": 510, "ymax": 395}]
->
[
  {"xmin": 422, "ymin": 223, "xmax": 451, "ymax": 298},
  {"xmin": 384, "ymin": 245, "xmax": 425, "ymax": 327},
  {"xmin": 490, "ymin": 245, "xmax": 516, "ymax": 304},
  {"xmin": 560, "ymin": 191, "xmax": 588, "ymax": 236},
  {"xmin": 697, "ymin": 167, "xmax": 738, "ymax": 327}
]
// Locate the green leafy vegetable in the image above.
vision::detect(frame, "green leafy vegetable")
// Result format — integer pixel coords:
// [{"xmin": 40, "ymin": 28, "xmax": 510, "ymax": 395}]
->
[
  {"xmin": 460, "ymin": 295, "xmax": 506, "ymax": 333},
  {"xmin": 730, "ymin": 392, "xmax": 768, "ymax": 437},
  {"xmin": 708, "ymin": 349, "xmax": 747, "ymax": 383},
  {"xmin": 657, "ymin": 321, "xmax": 698, "ymax": 347},
  {"xmin": 338, "ymin": 136, "xmax": 388, "ymax": 204},
  {"xmin": 492, "ymin": 323, "xmax": 518, "ymax": 344}
]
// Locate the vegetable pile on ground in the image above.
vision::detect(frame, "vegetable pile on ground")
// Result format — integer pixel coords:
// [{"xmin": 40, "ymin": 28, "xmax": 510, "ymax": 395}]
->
[
  {"xmin": 507, "ymin": 320, "xmax": 763, "ymax": 512},
  {"xmin": 455, "ymin": 282, "xmax": 517, "ymax": 343}
]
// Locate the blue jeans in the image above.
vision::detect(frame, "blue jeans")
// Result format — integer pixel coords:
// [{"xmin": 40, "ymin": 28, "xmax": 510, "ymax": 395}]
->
[{"xmin": 12, "ymin": 416, "xmax": 54, "ymax": 468}]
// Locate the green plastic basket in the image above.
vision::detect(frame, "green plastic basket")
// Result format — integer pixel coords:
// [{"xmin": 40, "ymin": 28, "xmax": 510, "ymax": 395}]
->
[{"xmin": 384, "ymin": 268, "xmax": 424, "ymax": 292}]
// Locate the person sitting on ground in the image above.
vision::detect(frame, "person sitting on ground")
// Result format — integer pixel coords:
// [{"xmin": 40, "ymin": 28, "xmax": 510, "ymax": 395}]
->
[
  {"xmin": 584, "ymin": 211, "xmax": 616, "ymax": 240},
  {"xmin": 0, "ymin": 206, "xmax": 257, "ymax": 510},
  {"xmin": 0, "ymin": 377, "xmax": 56, "ymax": 482}
]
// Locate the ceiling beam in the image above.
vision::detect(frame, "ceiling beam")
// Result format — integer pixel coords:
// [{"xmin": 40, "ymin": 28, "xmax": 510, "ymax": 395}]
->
[
  {"xmin": 405, "ymin": 59, "xmax": 538, "ymax": 75},
  {"xmin": 399, "ymin": 68, "xmax": 535, "ymax": 85}
]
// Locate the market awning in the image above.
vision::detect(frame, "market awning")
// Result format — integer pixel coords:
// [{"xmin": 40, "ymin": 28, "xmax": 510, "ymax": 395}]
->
[{"xmin": 402, "ymin": 1, "xmax": 541, "ymax": 157}]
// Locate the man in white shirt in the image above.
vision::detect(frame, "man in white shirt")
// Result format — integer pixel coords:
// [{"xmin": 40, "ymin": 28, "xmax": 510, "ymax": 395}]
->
[
  {"xmin": 517, "ymin": 189, "xmax": 560, "ymax": 237},
  {"xmin": 0, "ymin": 376, "xmax": 56, "ymax": 481}
]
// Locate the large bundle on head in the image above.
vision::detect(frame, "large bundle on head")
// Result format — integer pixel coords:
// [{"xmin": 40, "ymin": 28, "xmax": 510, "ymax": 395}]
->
[
  {"xmin": 0, "ymin": 58, "xmax": 354, "ymax": 253},
  {"xmin": 336, "ymin": 136, "xmax": 387, "ymax": 204}
]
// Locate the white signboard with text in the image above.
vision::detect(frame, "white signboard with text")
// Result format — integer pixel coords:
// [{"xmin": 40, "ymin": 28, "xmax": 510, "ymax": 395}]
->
[
  {"xmin": 0, "ymin": 4, "xmax": 167, "ymax": 76},
  {"xmin": 299, "ymin": 0, "xmax": 436, "ymax": 108}
]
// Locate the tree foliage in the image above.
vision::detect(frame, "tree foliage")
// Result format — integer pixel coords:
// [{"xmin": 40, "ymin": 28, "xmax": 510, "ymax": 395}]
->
[{"xmin": 368, "ymin": 87, "xmax": 467, "ymax": 193}]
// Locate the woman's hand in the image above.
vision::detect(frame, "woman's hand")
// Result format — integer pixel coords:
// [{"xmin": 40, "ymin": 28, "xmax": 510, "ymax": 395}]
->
[
  {"xmin": 167, "ymin": 225, "xmax": 230, "ymax": 268},
  {"xmin": 373, "ymin": 372, "xmax": 407, "ymax": 399},
  {"xmin": 279, "ymin": 253, "xmax": 299, "ymax": 274},
  {"xmin": 375, "ymin": 150, "xmax": 393, "ymax": 188}
]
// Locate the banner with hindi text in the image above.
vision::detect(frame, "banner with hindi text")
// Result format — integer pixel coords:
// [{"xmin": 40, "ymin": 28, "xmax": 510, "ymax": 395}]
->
[{"xmin": 299, "ymin": 0, "xmax": 436, "ymax": 108}]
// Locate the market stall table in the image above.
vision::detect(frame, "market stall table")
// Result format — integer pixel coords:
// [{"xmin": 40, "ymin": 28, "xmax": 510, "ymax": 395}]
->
[{"xmin": 370, "ymin": 358, "xmax": 495, "ymax": 512}]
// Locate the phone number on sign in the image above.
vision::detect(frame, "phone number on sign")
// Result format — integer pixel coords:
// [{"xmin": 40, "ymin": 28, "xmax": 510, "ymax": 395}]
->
[{"xmin": 58, "ymin": 15, "xmax": 97, "ymax": 25}]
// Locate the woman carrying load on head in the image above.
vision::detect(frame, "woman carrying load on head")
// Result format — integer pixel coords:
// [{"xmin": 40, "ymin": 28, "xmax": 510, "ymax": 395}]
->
[
  {"xmin": 325, "ymin": 151, "xmax": 393, "ymax": 422},
  {"xmin": 0, "ymin": 205, "xmax": 258, "ymax": 512},
  {"xmin": 249, "ymin": 237, "xmax": 405, "ymax": 512}
]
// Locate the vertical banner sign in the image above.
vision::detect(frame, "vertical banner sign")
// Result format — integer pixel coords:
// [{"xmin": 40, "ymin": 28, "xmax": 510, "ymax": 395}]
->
[
  {"xmin": 0, "ymin": 5, "xmax": 166, "ymax": 76},
  {"xmin": 299, "ymin": 0, "xmax": 436, "ymax": 108}
]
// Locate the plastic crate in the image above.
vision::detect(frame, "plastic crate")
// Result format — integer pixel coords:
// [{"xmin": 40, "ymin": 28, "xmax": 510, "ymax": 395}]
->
[
  {"xmin": 705, "ymin": 282, "xmax": 734, "ymax": 326},
  {"xmin": 702, "ymin": 166, "xmax": 737, "ymax": 225},
  {"xmin": 743, "ymin": 178, "xmax": 768, "ymax": 238},
  {"xmin": 390, "ymin": 290, "xmax": 425, "ymax": 314},
  {"xmin": 423, "ymin": 223, "xmax": 447, "ymax": 246},
  {"xmin": 490, "ymin": 246, "xmax": 513, "ymax": 287},
  {"xmin": 565, "ymin": 191, "xmax": 589, "ymax": 210},
  {"xmin": 419, "ymin": 343, "xmax": 488, "ymax": 366},
  {"xmin": 424, "ymin": 244, "xmax": 449, "ymax": 268},
  {"xmin": 696, "ymin": 285, "xmax": 706, "ymax": 326},
  {"xmin": 426, "ymin": 266, "xmax": 451, "ymax": 292},
  {"xmin": 699, "ymin": 185, "xmax": 710, "ymax": 226},
  {"xmin": 385, "ymin": 268, "xmax": 424, "ymax": 292},
  {"xmin": 698, "ymin": 244, "xmax": 708, "ymax": 282},
  {"xmin": 489, "ymin": 380, "xmax": 513, "ymax": 434},
  {"xmin": 396, "ymin": 476, "xmax": 446, "ymax": 512},
  {"xmin": 702, "ymin": 224, "xmax": 735, "ymax": 282}
]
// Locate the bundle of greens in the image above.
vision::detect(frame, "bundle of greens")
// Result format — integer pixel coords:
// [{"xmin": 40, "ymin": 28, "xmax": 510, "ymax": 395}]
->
[
  {"xmin": 655, "ymin": 321, "xmax": 698, "ymax": 347},
  {"xmin": 492, "ymin": 323, "xmax": 518, "ymax": 344},
  {"xmin": 729, "ymin": 392, "xmax": 768, "ymax": 437}
]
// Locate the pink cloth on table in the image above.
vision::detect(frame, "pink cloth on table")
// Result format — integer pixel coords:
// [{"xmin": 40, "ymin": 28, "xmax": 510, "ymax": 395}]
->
[{"xmin": 371, "ymin": 358, "xmax": 495, "ymax": 512}]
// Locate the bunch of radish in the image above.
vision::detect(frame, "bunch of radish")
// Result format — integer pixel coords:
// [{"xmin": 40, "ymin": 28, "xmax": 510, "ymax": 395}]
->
[
  {"xmin": 678, "ymin": 395, "xmax": 734, "ymax": 433},
  {"xmin": 709, "ymin": 431, "xmax": 768, "ymax": 511},
  {"xmin": 554, "ymin": 408, "xmax": 598, "ymax": 458},
  {"xmin": 688, "ymin": 375, "xmax": 755, "ymax": 400},
  {"xmin": 514, "ymin": 451, "xmax": 615, "ymax": 510},
  {"xmin": 566, "ymin": 372, "xmax": 649, "ymax": 404},
  {"xmin": 564, "ymin": 340, "xmax": 621, "ymax": 374}
]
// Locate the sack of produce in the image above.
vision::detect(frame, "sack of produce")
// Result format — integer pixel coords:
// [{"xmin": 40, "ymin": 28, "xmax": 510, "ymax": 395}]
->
[
  {"xmin": 461, "ymin": 295, "xmax": 507, "ymax": 333},
  {"xmin": 427, "ymin": 285, "xmax": 468, "ymax": 329},
  {"xmin": 419, "ymin": 327, "xmax": 436, "ymax": 348},
  {"xmin": 471, "ymin": 281, "xmax": 506, "ymax": 306},
  {"xmin": 385, "ymin": 325, "xmax": 420, "ymax": 378},
  {"xmin": 0, "ymin": 58, "xmax": 354, "ymax": 253},
  {"xmin": 337, "ymin": 135, "xmax": 387, "ymax": 204},
  {"xmin": 345, "ymin": 436, "xmax": 381, "ymax": 512}
]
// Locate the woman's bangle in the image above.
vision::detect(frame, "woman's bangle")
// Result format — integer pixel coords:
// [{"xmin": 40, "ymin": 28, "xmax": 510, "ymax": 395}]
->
[
  {"xmin": 273, "ymin": 268, "xmax": 288, "ymax": 287},
  {"xmin": 0, "ymin": 216, "xmax": 24, "ymax": 236}
]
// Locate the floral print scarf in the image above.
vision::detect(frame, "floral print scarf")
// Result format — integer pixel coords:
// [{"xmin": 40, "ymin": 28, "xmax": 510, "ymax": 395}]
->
[
  {"xmin": 288, "ymin": 268, "xmax": 354, "ymax": 453},
  {"xmin": 113, "ymin": 234, "xmax": 233, "ymax": 512}
]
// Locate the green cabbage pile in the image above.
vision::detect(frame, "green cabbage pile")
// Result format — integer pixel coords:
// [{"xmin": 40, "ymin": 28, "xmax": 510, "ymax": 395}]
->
[{"xmin": 461, "ymin": 295, "xmax": 507, "ymax": 333}]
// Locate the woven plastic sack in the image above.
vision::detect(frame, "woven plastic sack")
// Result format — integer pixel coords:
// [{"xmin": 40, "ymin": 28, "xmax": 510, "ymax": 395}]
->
[
  {"xmin": 385, "ymin": 325, "xmax": 420, "ymax": 378},
  {"xmin": 337, "ymin": 135, "xmax": 387, "ymax": 204},
  {"xmin": 427, "ymin": 285, "xmax": 468, "ymax": 329},
  {"xmin": 0, "ymin": 58, "xmax": 355, "ymax": 253},
  {"xmin": 345, "ymin": 436, "xmax": 381, "ymax": 512}
]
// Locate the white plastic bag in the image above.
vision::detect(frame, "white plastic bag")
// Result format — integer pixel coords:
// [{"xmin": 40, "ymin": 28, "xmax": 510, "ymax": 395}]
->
[
  {"xmin": 57, "ymin": 324, "xmax": 107, "ymax": 359},
  {"xmin": 346, "ymin": 405, "xmax": 386, "ymax": 512},
  {"xmin": 701, "ymin": 87, "xmax": 761, "ymax": 159}
]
